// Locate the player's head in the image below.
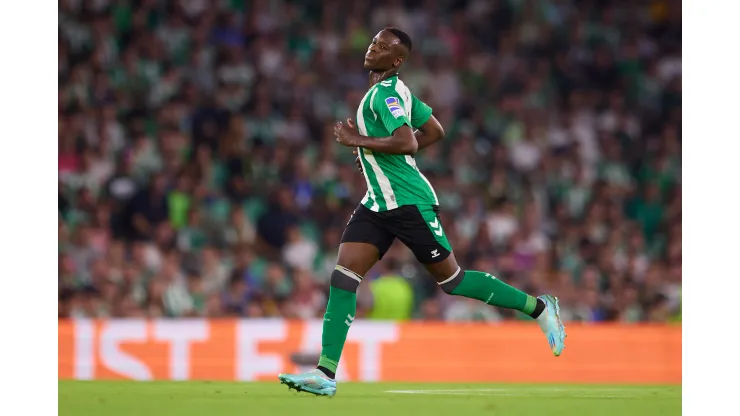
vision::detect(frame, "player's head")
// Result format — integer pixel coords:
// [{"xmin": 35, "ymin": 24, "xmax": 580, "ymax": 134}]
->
[{"xmin": 364, "ymin": 27, "xmax": 413, "ymax": 72}]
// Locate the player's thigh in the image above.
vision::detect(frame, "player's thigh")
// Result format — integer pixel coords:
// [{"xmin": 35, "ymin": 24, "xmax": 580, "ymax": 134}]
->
[
  {"xmin": 392, "ymin": 205, "xmax": 459, "ymax": 281},
  {"xmin": 336, "ymin": 243, "xmax": 381, "ymax": 277},
  {"xmin": 338, "ymin": 205, "xmax": 395, "ymax": 275}
]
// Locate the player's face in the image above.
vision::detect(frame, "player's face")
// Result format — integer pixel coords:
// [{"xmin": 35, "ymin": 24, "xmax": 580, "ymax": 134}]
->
[{"xmin": 364, "ymin": 30, "xmax": 404, "ymax": 71}]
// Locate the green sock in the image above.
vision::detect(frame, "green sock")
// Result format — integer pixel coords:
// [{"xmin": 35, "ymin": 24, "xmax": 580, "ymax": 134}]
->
[
  {"xmin": 450, "ymin": 270, "xmax": 538, "ymax": 315},
  {"xmin": 317, "ymin": 285, "xmax": 356, "ymax": 375}
]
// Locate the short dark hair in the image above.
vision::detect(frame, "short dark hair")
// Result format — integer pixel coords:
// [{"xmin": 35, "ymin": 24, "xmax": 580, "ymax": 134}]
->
[{"xmin": 384, "ymin": 27, "xmax": 412, "ymax": 52}]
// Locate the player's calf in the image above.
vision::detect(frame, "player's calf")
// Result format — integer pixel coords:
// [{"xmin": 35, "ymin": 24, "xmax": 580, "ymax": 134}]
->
[
  {"xmin": 315, "ymin": 265, "xmax": 364, "ymax": 379},
  {"xmin": 433, "ymin": 264, "xmax": 566, "ymax": 356},
  {"xmin": 437, "ymin": 266, "xmax": 545, "ymax": 319}
]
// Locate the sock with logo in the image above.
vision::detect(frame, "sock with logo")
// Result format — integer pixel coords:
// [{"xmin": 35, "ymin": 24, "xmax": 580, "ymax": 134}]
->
[
  {"xmin": 439, "ymin": 269, "xmax": 545, "ymax": 318},
  {"xmin": 316, "ymin": 265, "xmax": 362, "ymax": 380}
]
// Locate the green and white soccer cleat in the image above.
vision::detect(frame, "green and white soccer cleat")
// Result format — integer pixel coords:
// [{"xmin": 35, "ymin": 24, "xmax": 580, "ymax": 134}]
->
[
  {"xmin": 536, "ymin": 295, "xmax": 567, "ymax": 356},
  {"xmin": 278, "ymin": 369, "xmax": 337, "ymax": 397}
]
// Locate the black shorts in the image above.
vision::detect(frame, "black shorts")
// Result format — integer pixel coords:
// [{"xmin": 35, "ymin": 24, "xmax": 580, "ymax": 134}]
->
[{"xmin": 340, "ymin": 204, "xmax": 453, "ymax": 264}]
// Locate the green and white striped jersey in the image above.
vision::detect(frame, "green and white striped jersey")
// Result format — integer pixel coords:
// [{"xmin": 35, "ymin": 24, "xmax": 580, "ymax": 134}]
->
[{"xmin": 355, "ymin": 74, "xmax": 439, "ymax": 212}]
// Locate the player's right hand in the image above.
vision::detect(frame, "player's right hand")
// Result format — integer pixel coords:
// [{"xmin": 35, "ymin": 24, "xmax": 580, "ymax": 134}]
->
[{"xmin": 353, "ymin": 150, "xmax": 363, "ymax": 174}]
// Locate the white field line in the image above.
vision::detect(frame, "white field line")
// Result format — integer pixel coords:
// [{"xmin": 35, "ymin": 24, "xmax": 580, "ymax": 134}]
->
[{"xmin": 384, "ymin": 388, "xmax": 666, "ymax": 398}]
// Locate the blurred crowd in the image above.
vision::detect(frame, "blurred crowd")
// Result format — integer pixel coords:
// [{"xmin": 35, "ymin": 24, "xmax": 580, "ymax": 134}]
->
[{"xmin": 58, "ymin": 0, "xmax": 682, "ymax": 323}]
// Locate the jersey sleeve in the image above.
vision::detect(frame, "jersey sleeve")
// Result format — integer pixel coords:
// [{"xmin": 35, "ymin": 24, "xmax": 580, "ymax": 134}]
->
[
  {"xmin": 410, "ymin": 95, "xmax": 433, "ymax": 129},
  {"xmin": 372, "ymin": 88, "xmax": 412, "ymax": 135}
]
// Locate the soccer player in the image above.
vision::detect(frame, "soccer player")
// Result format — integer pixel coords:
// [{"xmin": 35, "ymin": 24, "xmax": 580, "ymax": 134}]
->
[{"xmin": 278, "ymin": 28, "xmax": 566, "ymax": 396}]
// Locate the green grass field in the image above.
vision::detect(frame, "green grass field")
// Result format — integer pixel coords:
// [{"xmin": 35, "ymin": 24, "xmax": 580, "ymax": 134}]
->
[{"xmin": 59, "ymin": 381, "xmax": 681, "ymax": 416}]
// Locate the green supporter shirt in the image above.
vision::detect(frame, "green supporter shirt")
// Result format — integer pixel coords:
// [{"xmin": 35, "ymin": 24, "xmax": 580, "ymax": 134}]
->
[
  {"xmin": 367, "ymin": 275, "xmax": 414, "ymax": 321},
  {"xmin": 355, "ymin": 74, "xmax": 438, "ymax": 212},
  {"xmin": 167, "ymin": 191, "xmax": 191, "ymax": 229}
]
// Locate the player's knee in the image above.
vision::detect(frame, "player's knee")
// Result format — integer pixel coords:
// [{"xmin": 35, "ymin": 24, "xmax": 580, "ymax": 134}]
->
[
  {"xmin": 438, "ymin": 266, "xmax": 464, "ymax": 295},
  {"xmin": 330, "ymin": 265, "xmax": 363, "ymax": 292}
]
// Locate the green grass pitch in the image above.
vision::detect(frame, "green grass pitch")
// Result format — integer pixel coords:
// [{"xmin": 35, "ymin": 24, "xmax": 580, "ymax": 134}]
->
[{"xmin": 59, "ymin": 381, "xmax": 681, "ymax": 416}]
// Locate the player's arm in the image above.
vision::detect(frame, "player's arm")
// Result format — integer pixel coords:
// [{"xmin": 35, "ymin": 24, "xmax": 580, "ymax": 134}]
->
[
  {"xmin": 343, "ymin": 124, "xmax": 418, "ymax": 155},
  {"xmin": 334, "ymin": 90, "xmax": 418, "ymax": 155},
  {"xmin": 414, "ymin": 114, "xmax": 445, "ymax": 151},
  {"xmin": 409, "ymin": 94, "xmax": 443, "ymax": 151}
]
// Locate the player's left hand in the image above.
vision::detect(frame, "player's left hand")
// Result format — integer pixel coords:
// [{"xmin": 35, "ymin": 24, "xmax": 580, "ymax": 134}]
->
[{"xmin": 334, "ymin": 118, "xmax": 361, "ymax": 147}]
